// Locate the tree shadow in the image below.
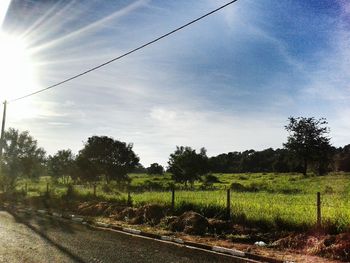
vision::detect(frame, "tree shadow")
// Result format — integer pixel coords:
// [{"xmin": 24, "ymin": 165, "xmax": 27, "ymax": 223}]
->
[{"xmin": 6, "ymin": 209, "xmax": 87, "ymax": 263}]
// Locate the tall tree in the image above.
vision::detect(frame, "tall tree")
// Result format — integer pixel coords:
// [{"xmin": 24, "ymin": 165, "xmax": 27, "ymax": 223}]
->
[
  {"xmin": 47, "ymin": 149, "xmax": 76, "ymax": 184},
  {"xmin": 284, "ymin": 117, "xmax": 332, "ymax": 176},
  {"xmin": 77, "ymin": 136, "xmax": 139, "ymax": 183},
  {"xmin": 0, "ymin": 128, "xmax": 46, "ymax": 190},
  {"xmin": 168, "ymin": 146, "xmax": 209, "ymax": 185}
]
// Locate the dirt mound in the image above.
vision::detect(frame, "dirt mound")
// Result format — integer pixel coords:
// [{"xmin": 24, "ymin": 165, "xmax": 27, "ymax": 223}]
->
[
  {"xmin": 77, "ymin": 202, "xmax": 97, "ymax": 216},
  {"xmin": 112, "ymin": 205, "xmax": 166, "ymax": 225},
  {"xmin": 104, "ymin": 205, "xmax": 125, "ymax": 216},
  {"xmin": 113, "ymin": 207, "xmax": 139, "ymax": 221},
  {"xmin": 169, "ymin": 211, "xmax": 208, "ymax": 235},
  {"xmin": 77, "ymin": 202, "xmax": 118, "ymax": 216},
  {"xmin": 273, "ymin": 232, "xmax": 350, "ymax": 261},
  {"xmin": 273, "ymin": 233, "xmax": 308, "ymax": 250},
  {"xmin": 319, "ymin": 233, "xmax": 350, "ymax": 261},
  {"xmin": 208, "ymin": 219, "xmax": 232, "ymax": 234},
  {"xmin": 142, "ymin": 204, "xmax": 165, "ymax": 225},
  {"xmin": 161, "ymin": 216, "xmax": 178, "ymax": 226}
]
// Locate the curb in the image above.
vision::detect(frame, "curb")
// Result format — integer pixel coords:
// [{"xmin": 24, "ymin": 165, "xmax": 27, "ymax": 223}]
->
[{"xmin": 3, "ymin": 205, "xmax": 292, "ymax": 263}]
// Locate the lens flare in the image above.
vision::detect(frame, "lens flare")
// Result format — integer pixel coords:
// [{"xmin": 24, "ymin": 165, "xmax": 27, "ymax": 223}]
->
[{"xmin": 0, "ymin": 32, "xmax": 38, "ymax": 101}]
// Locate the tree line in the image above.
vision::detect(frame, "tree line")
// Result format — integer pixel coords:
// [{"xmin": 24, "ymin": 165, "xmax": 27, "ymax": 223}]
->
[{"xmin": 0, "ymin": 117, "xmax": 349, "ymax": 190}]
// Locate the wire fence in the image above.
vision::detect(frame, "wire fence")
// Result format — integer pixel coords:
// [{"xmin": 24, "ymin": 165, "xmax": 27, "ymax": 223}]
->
[{"xmin": 19, "ymin": 181, "xmax": 350, "ymax": 229}]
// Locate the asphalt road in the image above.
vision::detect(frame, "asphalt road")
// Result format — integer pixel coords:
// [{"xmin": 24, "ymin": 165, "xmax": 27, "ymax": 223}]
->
[{"xmin": 0, "ymin": 210, "xmax": 256, "ymax": 263}]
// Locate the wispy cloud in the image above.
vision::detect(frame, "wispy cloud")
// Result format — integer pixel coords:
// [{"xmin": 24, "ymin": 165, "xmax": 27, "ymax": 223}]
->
[
  {"xmin": 31, "ymin": 0, "xmax": 150, "ymax": 53},
  {"xmin": 4, "ymin": 0, "xmax": 350, "ymax": 166}
]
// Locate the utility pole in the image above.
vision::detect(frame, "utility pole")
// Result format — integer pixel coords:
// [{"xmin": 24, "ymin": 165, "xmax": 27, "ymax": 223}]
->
[{"xmin": 0, "ymin": 100, "xmax": 7, "ymax": 158}]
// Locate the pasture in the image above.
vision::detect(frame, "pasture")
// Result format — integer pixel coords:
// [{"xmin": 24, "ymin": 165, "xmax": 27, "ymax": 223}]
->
[{"xmin": 16, "ymin": 172, "xmax": 350, "ymax": 232}]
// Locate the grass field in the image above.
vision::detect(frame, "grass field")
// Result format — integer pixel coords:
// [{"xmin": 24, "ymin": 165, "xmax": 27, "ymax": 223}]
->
[{"xmin": 15, "ymin": 172, "xmax": 350, "ymax": 232}]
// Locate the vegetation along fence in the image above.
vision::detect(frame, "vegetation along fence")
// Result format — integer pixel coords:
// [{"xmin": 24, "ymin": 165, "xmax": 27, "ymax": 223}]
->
[{"xmin": 19, "ymin": 181, "xmax": 350, "ymax": 232}]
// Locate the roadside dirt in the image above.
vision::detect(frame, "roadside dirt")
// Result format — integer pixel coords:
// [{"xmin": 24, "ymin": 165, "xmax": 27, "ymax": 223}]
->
[{"xmin": 10, "ymin": 198, "xmax": 349, "ymax": 262}]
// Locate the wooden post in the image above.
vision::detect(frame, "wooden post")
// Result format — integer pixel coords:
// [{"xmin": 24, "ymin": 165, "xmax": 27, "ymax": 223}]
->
[
  {"xmin": 127, "ymin": 189, "xmax": 132, "ymax": 206},
  {"xmin": 46, "ymin": 182, "xmax": 49, "ymax": 194},
  {"xmin": 226, "ymin": 188, "xmax": 231, "ymax": 220},
  {"xmin": 317, "ymin": 192, "xmax": 321, "ymax": 227},
  {"xmin": 171, "ymin": 187, "xmax": 175, "ymax": 211},
  {"xmin": 93, "ymin": 183, "xmax": 97, "ymax": 197},
  {"xmin": 0, "ymin": 101, "xmax": 7, "ymax": 158}
]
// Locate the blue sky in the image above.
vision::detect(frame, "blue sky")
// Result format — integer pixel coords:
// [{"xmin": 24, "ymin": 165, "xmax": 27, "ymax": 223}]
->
[{"xmin": 1, "ymin": 0, "xmax": 350, "ymax": 166}]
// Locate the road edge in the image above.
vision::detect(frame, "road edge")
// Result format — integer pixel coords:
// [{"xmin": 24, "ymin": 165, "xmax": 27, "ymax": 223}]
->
[{"xmin": 2, "ymin": 204, "xmax": 294, "ymax": 263}]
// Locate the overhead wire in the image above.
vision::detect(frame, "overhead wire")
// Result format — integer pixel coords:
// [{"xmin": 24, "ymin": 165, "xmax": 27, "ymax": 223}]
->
[{"xmin": 10, "ymin": 0, "xmax": 239, "ymax": 102}]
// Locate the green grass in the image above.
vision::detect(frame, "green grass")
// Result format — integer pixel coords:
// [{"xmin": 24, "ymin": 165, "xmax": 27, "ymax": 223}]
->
[{"xmin": 12, "ymin": 172, "xmax": 350, "ymax": 232}]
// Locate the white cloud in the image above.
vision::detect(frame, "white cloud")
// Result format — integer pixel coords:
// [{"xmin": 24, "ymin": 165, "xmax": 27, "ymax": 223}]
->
[{"xmin": 4, "ymin": 0, "xmax": 350, "ymax": 167}]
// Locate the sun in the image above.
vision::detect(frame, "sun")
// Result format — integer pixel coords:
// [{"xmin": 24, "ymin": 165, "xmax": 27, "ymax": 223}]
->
[{"xmin": 0, "ymin": 31, "xmax": 38, "ymax": 101}]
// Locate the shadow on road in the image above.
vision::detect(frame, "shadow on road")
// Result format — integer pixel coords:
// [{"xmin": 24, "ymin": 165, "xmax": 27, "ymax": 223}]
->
[{"xmin": 6, "ymin": 209, "xmax": 87, "ymax": 263}]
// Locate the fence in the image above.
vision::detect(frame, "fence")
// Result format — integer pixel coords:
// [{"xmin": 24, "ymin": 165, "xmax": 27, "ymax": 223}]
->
[
  {"xmin": 127, "ymin": 188, "xmax": 350, "ymax": 230},
  {"xmin": 20, "ymin": 181, "xmax": 350, "ymax": 230}
]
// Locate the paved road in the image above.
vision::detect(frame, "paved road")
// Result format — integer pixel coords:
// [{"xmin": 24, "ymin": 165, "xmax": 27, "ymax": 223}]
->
[{"xmin": 0, "ymin": 210, "xmax": 255, "ymax": 263}]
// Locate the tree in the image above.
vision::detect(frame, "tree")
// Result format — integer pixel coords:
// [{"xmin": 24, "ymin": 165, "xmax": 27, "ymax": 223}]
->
[
  {"xmin": 47, "ymin": 149, "xmax": 76, "ymax": 184},
  {"xmin": 168, "ymin": 146, "xmax": 209, "ymax": 185},
  {"xmin": 0, "ymin": 128, "xmax": 46, "ymax": 190},
  {"xmin": 147, "ymin": 163, "xmax": 164, "ymax": 175},
  {"xmin": 77, "ymin": 136, "xmax": 139, "ymax": 183},
  {"xmin": 284, "ymin": 117, "xmax": 332, "ymax": 176},
  {"xmin": 209, "ymin": 151, "xmax": 242, "ymax": 173},
  {"xmin": 75, "ymin": 152, "xmax": 99, "ymax": 184},
  {"xmin": 272, "ymin": 148, "xmax": 296, "ymax": 173},
  {"xmin": 335, "ymin": 144, "xmax": 350, "ymax": 172}
]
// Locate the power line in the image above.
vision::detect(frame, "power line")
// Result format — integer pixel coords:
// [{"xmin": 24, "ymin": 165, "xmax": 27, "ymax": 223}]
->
[{"xmin": 11, "ymin": 0, "xmax": 239, "ymax": 102}]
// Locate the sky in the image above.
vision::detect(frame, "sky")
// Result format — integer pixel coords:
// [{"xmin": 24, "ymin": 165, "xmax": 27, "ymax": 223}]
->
[{"xmin": 0, "ymin": 0, "xmax": 349, "ymax": 167}]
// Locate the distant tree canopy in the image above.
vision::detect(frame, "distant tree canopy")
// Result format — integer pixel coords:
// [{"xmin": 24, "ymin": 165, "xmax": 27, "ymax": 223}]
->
[
  {"xmin": 47, "ymin": 149, "xmax": 76, "ymax": 184},
  {"xmin": 1, "ymin": 119, "xmax": 350, "ymax": 192},
  {"xmin": 147, "ymin": 163, "xmax": 164, "ymax": 175},
  {"xmin": 131, "ymin": 163, "xmax": 147, "ymax": 174},
  {"xmin": 0, "ymin": 128, "xmax": 46, "ymax": 190},
  {"xmin": 334, "ymin": 144, "xmax": 350, "ymax": 172},
  {"xmin": 76, "ymin": 136, "xmax": 139, "ymax": 183},
  {"xmin": 168, "ymin": 146, "xmax": 209, "ymax": 185},
  {"xmin": 284, "ymin": 117, "xmax": 333, "ymax": 176},
  {"xmin": 208, "ymin": 148, "xmax": 299, "ymax": 174}
]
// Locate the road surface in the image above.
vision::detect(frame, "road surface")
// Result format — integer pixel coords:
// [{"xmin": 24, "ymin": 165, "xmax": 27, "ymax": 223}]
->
[{"xmin": 0, "ymin": 210, "xmax": 256, "ymax": 263}]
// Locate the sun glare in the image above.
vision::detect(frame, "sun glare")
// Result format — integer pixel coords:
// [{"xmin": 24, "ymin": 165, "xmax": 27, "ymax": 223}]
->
[{"xmin": 0, "ymin": 31, "xmax": 38, "ymax": 101}]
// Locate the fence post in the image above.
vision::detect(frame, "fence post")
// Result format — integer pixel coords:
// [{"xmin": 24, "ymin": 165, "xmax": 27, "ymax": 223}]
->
[
  {"xmin": 46, "ymin": 182, "xmax": 49, "ymax": 195},
  {"xmin": 226, "ymin": 188, "xmax": 231, "ymax": 220},
  {"xmin": 127, "ymin": 183, "xmax": 132, "ymax": 206},
  {"xmin": 93, "ymin": 183, "xmax": 96, "ymax": 197},
  {"xmin": 171, "ymin": 187, "xmax": 175, "ymax": 211},
  {"xmin": 317, "ymin": 192, "xmax": 321, "ymax": 228}
]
